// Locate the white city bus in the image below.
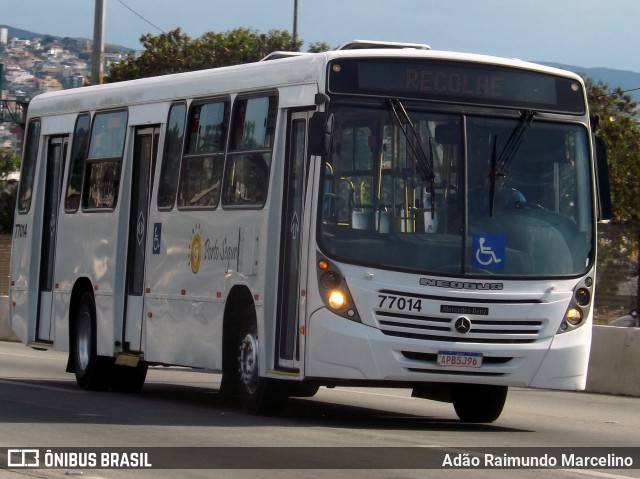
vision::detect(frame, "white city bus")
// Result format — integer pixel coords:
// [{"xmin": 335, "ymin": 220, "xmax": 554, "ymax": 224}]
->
[{"xmin": 10, "ymin": 41, "xmax": 610, "ymax": 422}]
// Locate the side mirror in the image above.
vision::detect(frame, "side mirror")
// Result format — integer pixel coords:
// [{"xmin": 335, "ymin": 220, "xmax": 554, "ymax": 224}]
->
[
  {"xmin": 594, "ymin": 136, "xmax": 612, "ymax": 222},
  {"xmin": 308, "ymin": 111, "xmax": 333, "ymax": 157}
]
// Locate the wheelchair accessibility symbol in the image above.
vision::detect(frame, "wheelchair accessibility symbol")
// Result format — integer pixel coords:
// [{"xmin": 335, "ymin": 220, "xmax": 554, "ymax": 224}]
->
[{"xmin": 472, "ymin": 233, "xmax": 505, "ymax": 270}]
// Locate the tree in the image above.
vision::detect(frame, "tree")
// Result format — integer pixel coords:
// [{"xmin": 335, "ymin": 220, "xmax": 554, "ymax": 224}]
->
[
  {"xmin": 585, "ymin": 78, "xmax": 640, "ymax": 224},
  {"xmin": 0, "ymin": 150, "xmax": 21, "ymax": 233},
  {"xmin": 106, "ymin": 28, "xmax": 304, "ymax": 83},
  {"xmin": 585, "ymin": 79, "xmax": 640, "ymax": 320},
  {"xmin": 307, "ymin": 41, "xmax": 332, "ymax": 53}
]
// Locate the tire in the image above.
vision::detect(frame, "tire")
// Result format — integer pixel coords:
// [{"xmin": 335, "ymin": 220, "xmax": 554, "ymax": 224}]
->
[
  {"xmin": 451, "ymin": 384, "xmax": 508, "ymax": 423},
  {"xmin": 73, "ymin": 292, "xmax": 113, "ymax": 391},
  {"xmin": 110, "ymin": 362, "xmax": 148, "ymax": 393},
  {"xmin": 238, "ymin": 307, "xmax": 288, "ymax": 415},
  {"xmin": 287, "ymin": 383, "xmax": 320, "ymax": 398}
]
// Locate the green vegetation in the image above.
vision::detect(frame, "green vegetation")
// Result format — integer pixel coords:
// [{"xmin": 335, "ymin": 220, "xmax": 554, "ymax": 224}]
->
[
  {"xmin": 0, "ymin": 150, "xmax": 20, "ymax": 233},
  {"xmin": 106, "ymin": 28, "xmax": 331, "ymax": 82}
]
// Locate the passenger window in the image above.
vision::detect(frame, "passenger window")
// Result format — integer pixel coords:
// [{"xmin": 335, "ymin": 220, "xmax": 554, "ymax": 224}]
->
[
  {"xmin": 17, "ymin": 119, "xmax": 41, "ymax": 214},
  {"xmin": 223, "ymin": 95, "xmax": 277, "ymax": 207},
  {"xmin": 65, "ymin": 113, "xmax": 91, "ymax": 212},
  {"xmin": 157, "ymin": 102, "xmax": 186, "ymax": 209},
  {"xmin": 83, "ymin": 110, "xmax": 128, "ymax": 210},
  {"xmin": 178, "ymin": 99, "xmax": 229, "ymax": 208}
]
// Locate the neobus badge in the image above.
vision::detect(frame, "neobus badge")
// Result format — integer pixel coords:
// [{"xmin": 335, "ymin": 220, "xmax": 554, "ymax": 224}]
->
[{"xmin": 420, "ymin": 278, "xmax": 504, "ymax": 291}]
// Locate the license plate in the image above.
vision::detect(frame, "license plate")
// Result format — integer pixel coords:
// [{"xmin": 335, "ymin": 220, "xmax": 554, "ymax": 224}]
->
[{"xmin": 437, "ymin": 351, "xmax": 483, "ymax": 368}]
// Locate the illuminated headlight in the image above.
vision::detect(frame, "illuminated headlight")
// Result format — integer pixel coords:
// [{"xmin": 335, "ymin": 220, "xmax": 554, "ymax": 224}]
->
[
  {"xmin": 316, "ymin": 254, "xmax": 361, "ymax": 323},
  {"xmin": 558, "ymin": 279, "xmax": 593, "ymax": 333},
  {"xmin": 328, "ymin": 290, "xmax": 347, "ymax": 309},
  {"xmin": 564, "ymin": 307, "xmax": 583, "ymax": 326}
]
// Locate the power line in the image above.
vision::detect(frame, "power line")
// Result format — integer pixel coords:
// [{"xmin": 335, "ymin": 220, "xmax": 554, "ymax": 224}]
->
[{"xmin": 116, "ymin": 0, "xmax": 165, "ymax": 34}]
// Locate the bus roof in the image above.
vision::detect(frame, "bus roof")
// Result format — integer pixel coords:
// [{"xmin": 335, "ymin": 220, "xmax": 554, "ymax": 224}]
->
[{"xmin": 25, "ymin": 46, "xmax": 584, "ymax": 118}]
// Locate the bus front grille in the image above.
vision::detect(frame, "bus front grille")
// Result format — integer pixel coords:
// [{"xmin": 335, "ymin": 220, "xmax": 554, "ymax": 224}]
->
[{"xmin": 375, "ymin": 310, "xmax": 544, "ymax": 344}]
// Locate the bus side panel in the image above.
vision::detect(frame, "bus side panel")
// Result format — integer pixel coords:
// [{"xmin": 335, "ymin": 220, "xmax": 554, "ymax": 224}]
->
[
  {"xmin": 9, "ymin": 221, "xmax": 35, "ymax": 344},
  {"xmin": 52, "ymin": 290, "xmax": 71, "ymax": 351},
  {"xmin": 54, "ymin": 209, "xmax": 122, "ymax": 357},
  {"xmin": 10, "ymin": 142, "xmax": 45, "ymax": 345},
  {"xmin": 144, "ymin": 210, "xmax": 227, "ymax": 368},
  {"xmin": 144, "ymin": 209, "xmax": 269, "ymax": 369}
]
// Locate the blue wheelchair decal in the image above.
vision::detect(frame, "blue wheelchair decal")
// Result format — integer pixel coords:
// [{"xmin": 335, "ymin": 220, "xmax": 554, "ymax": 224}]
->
[
  {"xmin": 472, "ymin": 233, "xmax": 505, "ymax": 270},
  {"xmin": 152, "ymin": 223, "xmax": 162, "ymax": 254}
]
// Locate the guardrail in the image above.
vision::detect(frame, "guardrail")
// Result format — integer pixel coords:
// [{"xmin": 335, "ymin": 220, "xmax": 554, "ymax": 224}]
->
[
  {"xmin": 0, "ymin": 296, "xmax": 17, "ymax": 342},
  {"xmin": 587, "ymin": 325, "xmax": 640, "ymax": 396}
]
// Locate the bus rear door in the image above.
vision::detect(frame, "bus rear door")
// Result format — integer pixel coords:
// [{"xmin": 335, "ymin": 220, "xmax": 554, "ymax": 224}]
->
[{"xmin": 37, "ymin": 135, "xmax": 68, "ymax": 342}]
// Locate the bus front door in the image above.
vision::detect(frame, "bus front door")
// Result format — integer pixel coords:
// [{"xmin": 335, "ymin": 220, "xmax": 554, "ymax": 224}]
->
[
  {"xmin": 36, "ymin": 136, "xmax": 68, "ymax": 342},
  {"xmin": 123, "ymin": 126, "xmax": 159, "ymax": 352},
  {"xmin": 276, "ymin": 111, "xmax": 313, "ymax": 370}
]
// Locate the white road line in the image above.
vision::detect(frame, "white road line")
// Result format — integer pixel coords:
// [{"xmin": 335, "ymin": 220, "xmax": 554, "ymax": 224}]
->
[
  {"xmin": 0, "ymin": 351, "xmax": 66, "ymax": 361},
  {"xmin": 0, "ymin": 378, "xmax": 82, "ymax": 393}
]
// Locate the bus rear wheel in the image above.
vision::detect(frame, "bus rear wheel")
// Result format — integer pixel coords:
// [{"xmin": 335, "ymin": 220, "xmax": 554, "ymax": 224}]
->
[
  {"xmin": 238, "ymin": 307, "xmax": 288, "ymax": 415},
  {"xmin": 451, "ymin": 384, "xmax": 508, "ymax": 423},
  {"xmin": 110, "ymin": 362, "xmax": 148, "ymax": 393},
  {"xmin": 73, "ymin": 292, "xmax": 113, "ymax": 391}
]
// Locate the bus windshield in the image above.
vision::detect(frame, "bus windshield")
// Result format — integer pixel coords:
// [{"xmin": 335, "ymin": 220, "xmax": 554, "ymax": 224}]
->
[{"xmin": 318, "ymin": 103, "xmax": 594, "ymax": 277}]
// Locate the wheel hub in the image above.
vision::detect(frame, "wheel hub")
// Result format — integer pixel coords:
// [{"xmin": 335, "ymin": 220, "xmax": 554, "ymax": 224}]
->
[
  {"xmin": 76, "ymin": 311, "xmax": 91, "ymax": 372},
  {"xmin": 239, "ymin": 332, "xmax": 259, "ymax": 394}
]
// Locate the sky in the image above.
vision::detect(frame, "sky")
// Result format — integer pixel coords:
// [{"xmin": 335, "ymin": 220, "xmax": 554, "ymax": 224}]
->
[{"xmin": 2, "ymin": 0, "xmax": 639, "ymax": 73}]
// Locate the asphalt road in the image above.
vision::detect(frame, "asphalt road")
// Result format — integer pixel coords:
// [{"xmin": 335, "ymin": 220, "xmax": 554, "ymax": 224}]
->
[{"xmin": 0, "ymin": 340, "xmax": 639, "ymax": 479}]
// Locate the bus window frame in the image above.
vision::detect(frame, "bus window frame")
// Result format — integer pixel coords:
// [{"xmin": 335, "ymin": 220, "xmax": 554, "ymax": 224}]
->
[
  {"xmin": 64, "ymin": 112, "xmax": 92, "ymax": 214},
  {"xmin": 222, "ymin": 91, "xmax": 278, "ymax": 210},
  {"xmin": 157, "ymin": 101, "xmax": 187, "ymax": 211},
  {"xmin": 177, "ymin": 96, "xmax": 230, "ymax": 211},
  {"xmin": 81, "ymin": 109, "xmax": 129, "ymax": 212},
  {"xmin": 16, "ymin": 118, "xmax": 42, "ymax": 215}
]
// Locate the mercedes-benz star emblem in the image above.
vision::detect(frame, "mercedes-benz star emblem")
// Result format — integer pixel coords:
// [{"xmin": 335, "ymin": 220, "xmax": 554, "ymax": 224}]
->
[{"xmin": 454, "ymin": 316, "xmax": 472, "ymax": 334}]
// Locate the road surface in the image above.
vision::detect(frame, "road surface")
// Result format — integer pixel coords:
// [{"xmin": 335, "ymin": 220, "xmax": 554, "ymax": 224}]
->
[{"xmin": 0, "ymin": 340, "xmax": 638, "ymax": 479}]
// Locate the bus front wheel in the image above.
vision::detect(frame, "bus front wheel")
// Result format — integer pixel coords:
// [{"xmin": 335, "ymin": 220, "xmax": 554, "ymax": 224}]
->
[
  {"xmin": 451, "ymin": 384, "xmax": 508, "ymax": 423},
  {"xmin": 238, "ymin": 307, "xmax": 288, "ymax": 415},
  {"xmin": 73, "ymin": 292, "xmax": 113, "ymax": 391}
]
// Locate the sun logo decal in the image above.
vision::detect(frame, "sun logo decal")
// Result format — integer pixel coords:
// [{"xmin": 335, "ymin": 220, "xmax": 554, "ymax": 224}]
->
[{"xmin": 188, "ymin": 224, "xmax": 202, "ymax": 274}]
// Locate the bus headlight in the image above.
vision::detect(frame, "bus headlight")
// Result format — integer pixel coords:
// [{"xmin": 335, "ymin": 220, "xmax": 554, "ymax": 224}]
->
[
  {"xmin": 564, "ymin": 307, "xmax": 583, "ymax": 326},
  {"xmin": 317, "ymin": 254, "xmax": 361, "ymax": 323},
  {"xmin": 328, "ymin": 290, "xmax": 347, "ymax": 309},
  {"xmin": 574, "ymin": 288, "xmax": 590, "ymax": 307},
  {"xmin": 558, "ymin": 279, "xmax": 593, "ymax": 333}
]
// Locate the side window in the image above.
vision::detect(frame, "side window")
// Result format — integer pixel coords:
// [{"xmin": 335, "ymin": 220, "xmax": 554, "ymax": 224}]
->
[
  {"xmin": 157, "ymin": 102, "xmax": 186, "ymax": 210},
  {"xmin": 17, "ymin": 119, "xmax": 41, "ymax": 214},
  {"xmin": 83, "ymin": 110, "xmax": 128, "ymax": 210},
  {"xmin": 223, "ymin": 95, "xmax": 277, "ymax": 207},
  {"xmin": 178, "ymin": 99, "xmax": 229, "ymax": 208},
  {"xmin": 64, "ymin": 113, "xmax": 91, "ymax": 212}
]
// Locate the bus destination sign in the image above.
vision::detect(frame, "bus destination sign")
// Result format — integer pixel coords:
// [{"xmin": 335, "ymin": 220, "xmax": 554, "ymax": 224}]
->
[{"xmin": 328, "ymin": 58, "xmax": 585, "ymax": 113}]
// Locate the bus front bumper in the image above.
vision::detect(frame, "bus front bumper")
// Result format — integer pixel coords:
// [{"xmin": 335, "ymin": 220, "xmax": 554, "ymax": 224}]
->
[{"xmin": 305, "ymin": 309, "xmax": 589, "ymax": 390}]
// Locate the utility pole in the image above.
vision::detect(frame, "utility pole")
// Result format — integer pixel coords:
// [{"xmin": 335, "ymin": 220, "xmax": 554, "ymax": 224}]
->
[
  {"xmin": 293, "ymin": 0, "xmax": 298, "ymax": 43},
  {"xmin": 92, "ymin": 0, "xmax": 105, "ymax": 85}
]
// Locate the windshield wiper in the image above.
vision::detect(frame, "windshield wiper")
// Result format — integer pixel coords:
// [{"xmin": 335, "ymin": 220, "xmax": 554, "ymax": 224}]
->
[
  {"xmin": 387, "ymin": 99, "xmax": 435, "ymax": 182},
  {"xmin": 488, "ymin": 110, "xmax": 536, "ymax": 216},
  {"xmin": 387, "ymin": 99, "xmax": 436, "ymax": 217},
  {"xmin": 496, "ymin": 109, "xmax": 536, "ymax": 175}
]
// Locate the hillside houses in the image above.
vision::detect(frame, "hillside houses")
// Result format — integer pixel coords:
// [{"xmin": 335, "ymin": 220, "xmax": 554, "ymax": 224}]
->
[{"xmin": 1, "ymin": 26, "xmax": 128, "ymax": 153}]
